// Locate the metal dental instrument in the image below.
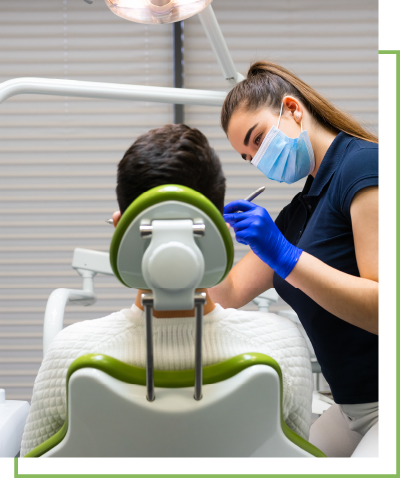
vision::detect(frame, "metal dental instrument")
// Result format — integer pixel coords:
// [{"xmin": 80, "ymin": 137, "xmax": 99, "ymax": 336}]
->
[
  {"xmin": 106, "ymin": 187, "xmax": 265, "ymax": 224},
  {"xmin": 244, "ymin": 186, "xmax": 265, "ymax": 202},
  {"xmin": 230, "ymin": 186, "xmax": 266, "ymax": 214}
]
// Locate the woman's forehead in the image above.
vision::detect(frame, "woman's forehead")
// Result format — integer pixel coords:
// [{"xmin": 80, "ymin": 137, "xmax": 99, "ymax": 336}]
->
[{"xmin": 228, "ymin": 108, "xmax": 276, "ymax": 139}]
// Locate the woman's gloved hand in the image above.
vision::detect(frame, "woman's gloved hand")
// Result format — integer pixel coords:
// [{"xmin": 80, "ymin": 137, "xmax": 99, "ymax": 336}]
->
[{"xmin": 223, "ymin": 200, "xmax": 302, "ymax": 279}]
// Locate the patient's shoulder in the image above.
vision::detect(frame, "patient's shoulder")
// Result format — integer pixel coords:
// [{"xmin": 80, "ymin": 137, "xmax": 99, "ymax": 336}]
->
[
  {"xmin": 213, "ymin": 306, "xmax": 302, "ymax": 339},
  {"xmin": 45, "ymin": 309, "xmax": 133, "ymax": 359},
  {"xmin": 211, "ymin": 308, "xmax": 310, "ymax": 371},
  {"xmin": 220, "ymin": 307, "xmax": 298, "ymax": 329}
]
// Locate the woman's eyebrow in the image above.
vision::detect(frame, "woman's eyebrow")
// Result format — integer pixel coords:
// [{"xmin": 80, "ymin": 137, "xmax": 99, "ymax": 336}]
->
[{"xmin": 244, "ymin": 123, "xmax": 258, "ymax": 146}]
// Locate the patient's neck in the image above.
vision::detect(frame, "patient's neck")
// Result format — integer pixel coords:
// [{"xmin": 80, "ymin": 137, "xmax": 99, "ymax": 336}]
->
[{"xmin": 134, "ymin": 289, "xmax": 216, "ymax": 318}]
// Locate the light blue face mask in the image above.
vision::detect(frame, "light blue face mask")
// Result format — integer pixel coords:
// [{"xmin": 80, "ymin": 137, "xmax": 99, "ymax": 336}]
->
[{"xmin": 250, "ymin": 103, "xmax": 315, "ymax": 184}]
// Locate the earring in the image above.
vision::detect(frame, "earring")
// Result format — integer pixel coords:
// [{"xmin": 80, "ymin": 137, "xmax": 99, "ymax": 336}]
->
[{"xmin": 295, "ymin": 115, "xmax": 299, "ymax": 119}]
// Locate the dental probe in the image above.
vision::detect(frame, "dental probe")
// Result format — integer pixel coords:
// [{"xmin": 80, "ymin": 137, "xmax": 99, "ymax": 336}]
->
[
  {"xmin": 105, "ymin": 186, "xmax": 266, "ymax": 224},
  {"xmin": 243, "ymin": 186, "xmax": 266, "ymax": 202},
  {"xmin": 232, "ymin": 186, "xmax": 266, "ymax": 214}
]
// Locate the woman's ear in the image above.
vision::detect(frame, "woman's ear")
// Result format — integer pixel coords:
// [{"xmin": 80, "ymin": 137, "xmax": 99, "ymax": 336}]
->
[
  {"xmin": 282, "ymin": 96, "xmax": 303, "ymax": 125},
  {"xmin": 113, "ymin": 210, "xmax": 121, "ymax": 228}
]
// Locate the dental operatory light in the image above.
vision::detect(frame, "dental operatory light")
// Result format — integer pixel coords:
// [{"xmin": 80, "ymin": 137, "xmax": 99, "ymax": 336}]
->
[
  {"xmin": 104, "ymin": 0, "xmax": 213, "ymax": 24},
  {"xmin": 82, "ymin": 0, "xmax": 243, "ymax": 85}
]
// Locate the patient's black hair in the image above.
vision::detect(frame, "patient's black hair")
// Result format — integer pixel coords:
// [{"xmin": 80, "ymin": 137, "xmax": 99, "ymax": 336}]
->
[{"xmin": 116, "ymin": 124, "xmax": 226, "ymax": 214}]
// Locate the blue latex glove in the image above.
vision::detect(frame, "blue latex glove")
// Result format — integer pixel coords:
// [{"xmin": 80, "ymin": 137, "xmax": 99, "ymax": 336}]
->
[{"xmin": 223, "ymin": 200, "xmax": 302, "ymax": 279}]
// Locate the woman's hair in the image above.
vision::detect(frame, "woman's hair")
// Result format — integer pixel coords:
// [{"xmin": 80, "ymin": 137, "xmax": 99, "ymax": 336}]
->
[
  {"xmin": 221, "ymin": 61, "xmax": 378, "ymax": 143},
  {"xmin": 116, "ymin": 124, "xmax": 226, "ymax": 214}
]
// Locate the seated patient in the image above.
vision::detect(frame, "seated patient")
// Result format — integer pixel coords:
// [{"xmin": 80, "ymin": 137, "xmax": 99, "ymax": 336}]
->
[{"xmin": 21, "ymin": 124, "xmax": 313, "ymax": 456}]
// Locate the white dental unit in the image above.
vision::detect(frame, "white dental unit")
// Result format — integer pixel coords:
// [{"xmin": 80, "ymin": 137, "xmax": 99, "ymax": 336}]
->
[{"xmin": 0, "ymin": 0, "xmax": 377, "ymax": 458}]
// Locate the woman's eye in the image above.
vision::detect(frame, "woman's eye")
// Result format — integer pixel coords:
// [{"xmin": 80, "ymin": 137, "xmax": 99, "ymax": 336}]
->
[{"xmin": 254, "ymin": 134, "xmax": 263, "ymax": 146}]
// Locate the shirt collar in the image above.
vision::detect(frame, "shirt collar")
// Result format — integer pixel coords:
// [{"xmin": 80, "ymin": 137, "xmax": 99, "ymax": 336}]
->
[{"xmin": 303, "ymin": 132, "xmax": 354, "ymax": 197}]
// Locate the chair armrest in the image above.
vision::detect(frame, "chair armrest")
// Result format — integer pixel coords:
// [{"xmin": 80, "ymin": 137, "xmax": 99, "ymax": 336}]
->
[
  {"xmin": 43, "ymin": 288, "xmax": 96, "ymax": 356},
  {"xmin": 43, "ymin": 248, "xmax": 114, "ymax": 356}
]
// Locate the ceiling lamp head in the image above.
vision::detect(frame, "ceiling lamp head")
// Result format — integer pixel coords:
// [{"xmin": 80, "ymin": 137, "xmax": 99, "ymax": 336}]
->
[{"xmin": 104, "ymin": 0, "xmax": 213, "ymax": 24}]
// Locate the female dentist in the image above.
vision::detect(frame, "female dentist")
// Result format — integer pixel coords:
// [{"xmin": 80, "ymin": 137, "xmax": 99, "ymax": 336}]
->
[{"xmin": 210, "ymin": 61, "xmax": 378, "ymax": 456}]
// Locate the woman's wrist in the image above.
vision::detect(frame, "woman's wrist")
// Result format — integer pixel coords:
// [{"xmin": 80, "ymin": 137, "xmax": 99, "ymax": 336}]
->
[
  {"xmin": 277, "ymin": 243, "xmax": 303, "ymax": 279},
  {"xmin": 265, "ymin": 233, "xmax": 302, "ymax": 279}
]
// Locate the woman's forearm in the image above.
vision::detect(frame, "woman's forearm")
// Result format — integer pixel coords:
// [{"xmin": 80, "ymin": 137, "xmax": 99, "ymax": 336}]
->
[
  {"xmin": 209, "ymin": 274, "xmax": 240, "ymax": 309},
  {"xmin": 286, "ymin": 252, "xmax": 378, "ymax": 334},
  {"xmin": 209, "ymin": 250, "xmax": 275, "ymax": 309}
]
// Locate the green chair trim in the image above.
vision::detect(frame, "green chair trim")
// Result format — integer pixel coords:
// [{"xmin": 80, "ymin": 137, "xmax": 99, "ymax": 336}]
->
[
  {"xmin": 109, "ymin": 184, "xmax": 234, "ymax": 287},
  {"xmin": 25, "ymin": 353, "xmax": 326, "ymax": 458}
]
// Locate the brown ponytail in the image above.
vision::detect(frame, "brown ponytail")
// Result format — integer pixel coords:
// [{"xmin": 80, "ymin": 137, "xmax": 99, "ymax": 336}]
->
[{"xmin": 221, "ymin": 61, "xmax": 378, "ymax": 143}]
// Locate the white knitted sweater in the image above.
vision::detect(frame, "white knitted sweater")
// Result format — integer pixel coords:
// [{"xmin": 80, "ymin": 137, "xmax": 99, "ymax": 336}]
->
[{"xmin": 20, "ymin": 304, "xmax": 313, "ymax": 456}]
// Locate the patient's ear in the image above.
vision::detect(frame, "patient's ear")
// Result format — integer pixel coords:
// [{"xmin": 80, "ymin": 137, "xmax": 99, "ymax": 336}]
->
[{"xmin": 113, "ymin": 210, "xmax": 121, "ymax": 227}]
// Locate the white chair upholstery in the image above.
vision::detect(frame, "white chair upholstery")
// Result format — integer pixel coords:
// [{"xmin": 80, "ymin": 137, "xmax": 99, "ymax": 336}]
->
[{"xmin": 43, "ymin": 364, "xmax": 317, "ymax": 457}]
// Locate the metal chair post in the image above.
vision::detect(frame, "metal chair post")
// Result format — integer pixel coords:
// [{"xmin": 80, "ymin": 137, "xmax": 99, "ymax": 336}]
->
[{"xmin": 141, "ymin": 293, "xmax": 155, "ymax": 402}]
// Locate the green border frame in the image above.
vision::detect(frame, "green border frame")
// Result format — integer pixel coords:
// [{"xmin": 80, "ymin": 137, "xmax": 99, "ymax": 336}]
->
[{"xmin": 11, "ymin": 48, "xmax": 395, "ymax": 479}]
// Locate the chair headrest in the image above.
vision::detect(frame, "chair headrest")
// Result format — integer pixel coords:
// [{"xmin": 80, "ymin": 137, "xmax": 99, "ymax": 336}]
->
[{"xmin": 109, "ymin": 185, "xmax": 233, "ymax": 310}]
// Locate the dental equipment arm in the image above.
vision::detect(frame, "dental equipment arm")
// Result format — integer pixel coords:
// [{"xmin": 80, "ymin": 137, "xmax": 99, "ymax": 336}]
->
[
  {"xmin": 80, "ymin": 2, "xmax": 243, "ymax": 87},
  {"xmin": 197, "ymin": 5, "xmax": 245, "ymax": 86},
  {"xmin": 0, "ymin": 78, "xmax": 226, "ymax": 107},
  {"xmin": 43, "ymin": 248, "xmax": 114, "ymax": 356}
]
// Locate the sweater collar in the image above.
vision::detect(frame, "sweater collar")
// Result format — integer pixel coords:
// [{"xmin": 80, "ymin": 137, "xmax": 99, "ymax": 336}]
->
[{"xmin": 123, "ymin": 303, "xmax": 225, "ymax": 325}]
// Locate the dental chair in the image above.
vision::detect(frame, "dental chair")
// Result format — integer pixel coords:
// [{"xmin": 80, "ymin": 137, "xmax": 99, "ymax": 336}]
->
[{"xmin": 24, "ymin": 185, "xmax": 326, "ymax": 458}]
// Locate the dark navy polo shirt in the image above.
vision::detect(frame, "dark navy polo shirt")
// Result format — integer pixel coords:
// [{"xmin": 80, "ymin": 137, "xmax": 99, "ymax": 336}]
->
[{"xmin": 273, "ymin": 132, "xmax": 378, "ymax": 404}]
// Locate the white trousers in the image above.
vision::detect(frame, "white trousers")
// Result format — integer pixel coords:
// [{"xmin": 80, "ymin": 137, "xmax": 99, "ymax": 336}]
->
[
  {"xmin": 339, "ymin": 402, "xmax": 379, "ymax": 436},
  {"xmin": 309, "ymin": 402, "xmax": 378, "ymax": 457}
]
